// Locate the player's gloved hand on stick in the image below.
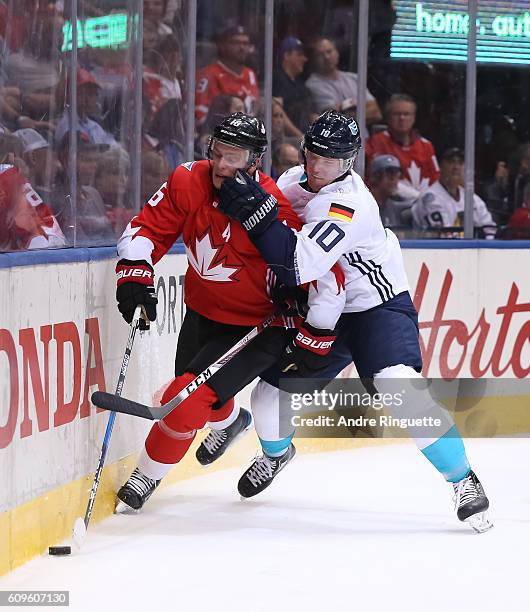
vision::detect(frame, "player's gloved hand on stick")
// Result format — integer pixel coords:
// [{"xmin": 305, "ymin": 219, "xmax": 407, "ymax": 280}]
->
[
  {"xmin": 218, "ymin": 171, "xmax": 278, "ymax": 237},
  {"xmin": 280, "ymin": 323, "xmax": 337, "ymax": 377},
  {"xmin": 116, "ymin": 259, "xmax": 157, "ymax": 330}
]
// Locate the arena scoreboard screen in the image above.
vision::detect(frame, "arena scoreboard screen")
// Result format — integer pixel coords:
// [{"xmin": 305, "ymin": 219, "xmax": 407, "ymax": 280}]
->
[{"xmin": 391, "ymin": 1, "xmax": 530, "ymax": 65}]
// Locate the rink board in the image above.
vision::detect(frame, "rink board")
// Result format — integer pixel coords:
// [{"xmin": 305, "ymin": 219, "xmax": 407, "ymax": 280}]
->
[{"xmin": 1, "ymin": 243, "xmax": 529, "ymax": 574}]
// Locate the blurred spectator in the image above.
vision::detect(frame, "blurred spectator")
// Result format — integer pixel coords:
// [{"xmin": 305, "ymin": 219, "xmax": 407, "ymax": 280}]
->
[
  {"xmin": 271, "ymin": 142, "xmax": 299, "ymax": 181},
  {"xmin": 0, "ymin": 164, "xmax": 65, "ymax": 251},
  {"xmin": 305, "ymin": 37, "xmax": 382, "ymax": 126},
  {"xmin": 149, "ymin": 99, "xmax": 185, "ymax": 169},
  {"xmin": 55, "ymin": 69, "xmax": 117, "ymax": 148},
  {"xmin": 14, "ymin": 128, "xmax": 60, "ymax": 201},
  {"xmin": 483, "ymin": 142, "xmax": 530, "ymax": 224},
  {"xmin": 273, "ymin": 36, "xmax": 313, "ymax": 132},
  {"xmin": 0, "ymin": 86, "xmax": 23, "ymax": 130},
  {"xmin": 143, "ymin": 33, "xmax": 184, "ymax": 169},
  {"xmin": 506, "ymin": 182, "xmax": 530, "ymax": 239},
  {"xmin": 412, "ymin": 148, "xmax": 496, "ymax": 239},
  {"xmin": 513, "ymin": 143, "xmax": 530, "ymax": 209},
  {"xmin": 143, "ymin": 34, "xmax": 183, "ymax": 121},
  {"xmin": 366, "ymin": 94, "xmax": 439, "ymax": 198},
  {"xmin": 143, "ymin": 19, "xmax": 161, "ymax": 56},
  {"xmin": 368, "ymin": 154, "xmax": 412, "ymax": 228},
  {"xmin": 195, "ymin": 22, "xmax": 259, "ymax": 125},
  {"xmin": 4, "ymin": 7, "xmax": 64, "ymax": 131},
  {"xmin": 144, "ymin": 0, "xmax": 173, "ymax": 37},
  {"xmin": 0, "ymin": 131, "xmax": 24, "ymax": 169},
  {"xmin": 196, "ymin": 94, "xmax": 245, "ymax": 157},
  {"xmin": 0, "ymin": 1, "xmax": 27, "ymax": 53},
  {"xmin": 271, "ymin": 98, "xmax": 294, "ymax": 150},
  {"xmin": 141, "ymin": 150, "xmax": 170, "ymax": 204},
  {"xmin": 54, "ymin": 131, "xmax": 115, "ymax": 246},
  {"xmin": 94, "ymin": 147, "xmax": 134, "ymax": 237}
]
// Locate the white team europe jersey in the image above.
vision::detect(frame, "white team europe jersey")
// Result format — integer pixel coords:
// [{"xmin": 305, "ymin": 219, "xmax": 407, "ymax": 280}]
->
[
  {"xmin": 411, "ymin": 180, "xmax": 495, "ymax": 231},
  {"xmin": 277, "ymin": 165, "xmax": 410, "ymax": 313}
]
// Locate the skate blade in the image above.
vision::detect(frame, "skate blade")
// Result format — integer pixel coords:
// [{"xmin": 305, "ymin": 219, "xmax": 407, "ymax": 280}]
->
[
  {"xmin": 115, "ymin": 500, "xmax": 140, "ymax": 515},
  {"xmin": 466, "ymin": 511, "xmax": 494, "ymax": 533}
]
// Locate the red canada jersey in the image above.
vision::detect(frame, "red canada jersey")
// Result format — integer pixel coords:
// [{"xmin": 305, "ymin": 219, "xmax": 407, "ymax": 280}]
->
[
  {"xmin": 366, "ymin": 130, "xmax": 440, "ymax": 192},
  {"xmin": 118, "ymin": 160, "xmax": 301, "ymax": 326},
  {"xmin": 195, "ymin": 61, "xmax": 260, "ymax": 125}
]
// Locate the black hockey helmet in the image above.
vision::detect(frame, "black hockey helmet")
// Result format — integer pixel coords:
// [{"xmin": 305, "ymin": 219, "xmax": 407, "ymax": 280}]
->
[
  {"xmin": 210, "ymin": 112, "xmax": 268, "ymax": 168},
  {"xmin": 303, "ymin": 110, "xmax": 361, "ymax": 160}
]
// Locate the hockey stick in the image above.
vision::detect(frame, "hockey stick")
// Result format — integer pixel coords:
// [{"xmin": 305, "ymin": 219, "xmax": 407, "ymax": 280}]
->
[
  {"xmin": 91, "ymin": 311, "xmax": 279, "ymax": 421},
  {"xmin": 72, "ymin": 306, "xmax": 144, "ymax": 549}
]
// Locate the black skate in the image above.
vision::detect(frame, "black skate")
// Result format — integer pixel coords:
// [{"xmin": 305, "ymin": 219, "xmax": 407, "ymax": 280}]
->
[
  {"xmin": 115, "ymin": 468, "xmax": 160, "ymax": 513},
  {"xmin": 452, "ymin": 470, "xmax": 493, "ymax": 533},
  {"xmin": 196, "ymin": 408, "xmax": 253, "ymax": 466},
  {"xmin": 238, "ymin": 444, "xmax": 296, "ymax": 499}
]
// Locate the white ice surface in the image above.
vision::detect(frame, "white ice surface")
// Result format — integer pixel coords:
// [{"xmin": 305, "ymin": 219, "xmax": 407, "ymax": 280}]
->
[{"xmin": 1, "ymin": 439, "xmax": 529, "ymax": 612}]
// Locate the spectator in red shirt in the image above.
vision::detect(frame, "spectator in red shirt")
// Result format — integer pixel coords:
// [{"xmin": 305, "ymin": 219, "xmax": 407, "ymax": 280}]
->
[
  {"xmin": 195, "ymin": 22, "xmax": 259, "ymax": 125},
  {"xmin": 506, "ymin": 182, "xmax": 530, "ymax": 239},
  {"xmin": 366, "ymin": 93, "xmax": 440, "ymax": 197}
]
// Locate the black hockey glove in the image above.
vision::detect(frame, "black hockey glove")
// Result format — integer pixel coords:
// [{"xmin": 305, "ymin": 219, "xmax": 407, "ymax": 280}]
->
[
  {"xmin": 271, "ymin": 283, "xmax": 309, "ymax": 318},
  {"xmin": 218, "ymin": 171, "xmax": 278, "ymax": 237},
  {"xmin": 116, "ymin": 259, "xmax": 157, "ymax": 330},
  {"xmin": 280, "ymin": 323, "xmax": 337, "ymax": 377}
]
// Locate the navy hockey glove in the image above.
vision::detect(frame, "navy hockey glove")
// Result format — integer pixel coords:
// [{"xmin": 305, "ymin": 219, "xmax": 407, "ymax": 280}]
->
[
  {"xmin": 218, "ymin": 171, "xmax": 278, "ymax": 237},
  {"xmin": 280, "ymin": 323, "xmax": 337, "ymax": 377},
  {"xmin": 116, "ymin": 259, "xmax": 157, "ymax": 330}
]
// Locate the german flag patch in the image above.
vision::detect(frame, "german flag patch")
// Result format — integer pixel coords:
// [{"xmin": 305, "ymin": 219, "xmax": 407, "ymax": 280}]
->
[{"xmin": 328, "ymin": 203, "xmax": 354, "ymax": 222}]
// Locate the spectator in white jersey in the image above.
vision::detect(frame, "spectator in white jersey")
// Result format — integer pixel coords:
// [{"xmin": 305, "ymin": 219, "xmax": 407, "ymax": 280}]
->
[
  {"xmin": 217, "ymin": 111, "xmax": 493, "ymax": 532},
  {"xmin": 412, "ymin": 147, "xmax": 496, "ymax": 239}
]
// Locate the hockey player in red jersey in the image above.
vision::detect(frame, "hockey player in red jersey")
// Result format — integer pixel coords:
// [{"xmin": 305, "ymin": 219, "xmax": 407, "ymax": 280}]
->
[{"xmin": 114, "ymin": 112, "xmax": 341, "ymax": 511}]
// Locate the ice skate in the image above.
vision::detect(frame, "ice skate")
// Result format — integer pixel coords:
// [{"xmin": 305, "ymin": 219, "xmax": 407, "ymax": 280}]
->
[
  {"xmin": 115, "ymin": 468, "xmax": 160, "ymax": 513},
  {"xmin": 238, "ymin": 444, "xmax": 296, "ymax": 499},
  {"xmin": 196, "ymin": 408, "xmax": 253, "ymax": 466},
  {"xmin": 452, "ymin": 470, "xmax": 493, "ymax": 533}
]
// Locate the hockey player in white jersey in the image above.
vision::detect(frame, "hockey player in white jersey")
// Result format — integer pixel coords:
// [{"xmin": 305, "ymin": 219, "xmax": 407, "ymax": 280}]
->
[{"xmin": 218, "ymin": 110, "xmax": 492, "ymax": 533}]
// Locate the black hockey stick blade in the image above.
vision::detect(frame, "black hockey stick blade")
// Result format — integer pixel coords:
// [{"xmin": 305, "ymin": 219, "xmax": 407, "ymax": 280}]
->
[{"xmin": 91, "ymin": 391, "xmax": 158, "ymax": 420}]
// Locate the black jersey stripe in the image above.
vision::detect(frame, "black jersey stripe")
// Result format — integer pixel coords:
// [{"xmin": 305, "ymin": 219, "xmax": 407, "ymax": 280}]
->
[{"xmin": 345, "ymin": 253, "xmax": 387, "ymax": 302}]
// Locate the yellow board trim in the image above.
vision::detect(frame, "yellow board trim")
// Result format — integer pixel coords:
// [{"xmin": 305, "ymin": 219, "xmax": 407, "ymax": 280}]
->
[
  {"xmin": 3, "ymin": 392, "xmax": 529, "ymax": 576},
  {"xmin": 0, "ymin": 433, "xmax": 394, "ymax": 577}
]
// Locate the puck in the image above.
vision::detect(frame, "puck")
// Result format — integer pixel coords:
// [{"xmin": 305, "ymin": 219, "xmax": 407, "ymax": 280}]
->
[{"xmin": 48, "ymin": 546, "xmax": 71, "ymax": 556}]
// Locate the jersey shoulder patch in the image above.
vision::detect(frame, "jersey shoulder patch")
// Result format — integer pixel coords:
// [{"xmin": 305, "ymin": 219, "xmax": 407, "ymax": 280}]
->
[
  {"xmin": 181, "ymin": 161, "xmax": 196, "ymax": 171},
  {"xmin": 327, "ymin": 202, "xmax": 355, "ymax": 222}
]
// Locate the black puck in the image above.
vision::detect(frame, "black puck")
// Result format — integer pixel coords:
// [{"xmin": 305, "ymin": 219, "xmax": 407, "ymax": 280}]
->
[{"xmin": 48, "ymin": 546, "xmax": 71, "ymax": 556}]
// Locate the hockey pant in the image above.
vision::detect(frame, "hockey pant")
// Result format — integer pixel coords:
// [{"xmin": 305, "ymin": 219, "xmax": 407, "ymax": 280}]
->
[
  {"xmin": 253, "ymin": 292, "xmax": 470, "ymax": 481},
  {"xmin": 138, "ymin": 308, "xmax": 293, "ymax": 480}
]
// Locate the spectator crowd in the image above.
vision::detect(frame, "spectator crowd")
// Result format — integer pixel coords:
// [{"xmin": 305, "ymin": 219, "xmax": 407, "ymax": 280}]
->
[{"xmin": 1, "ymin": 0, "xmax": 529, "ymax": 252}]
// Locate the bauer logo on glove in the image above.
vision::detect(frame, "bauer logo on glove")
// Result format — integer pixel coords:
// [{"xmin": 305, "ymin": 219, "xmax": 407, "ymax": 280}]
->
[
  {"xmin": 295, "ymin": 330, "xmax": 334, "ymax": 353},
  {"xmin": 281, "ymin": 323, "xmax": 337, "ymax": 376},
  {"xmin": 115, "ymin": 259, "xmax": 158, "ymax": 329}
]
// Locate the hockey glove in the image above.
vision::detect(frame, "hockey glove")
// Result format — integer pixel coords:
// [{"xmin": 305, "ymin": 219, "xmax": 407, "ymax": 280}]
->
[
  {"xmin": 280, "ymin": 323, "xmax": 336, "ymax": 377},
  {"xmin": 116, "ymin": 259, "xmax": 157, "ymax": 330},
  {"xmin": 271, "ymin": 283, "xmax": 309, "ymax": 318},
  {"xmin": 218, "ymin": 171, "xmax": 278, "ymax": 237}
]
